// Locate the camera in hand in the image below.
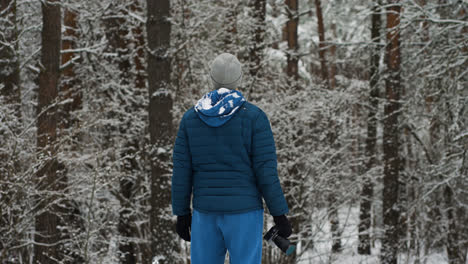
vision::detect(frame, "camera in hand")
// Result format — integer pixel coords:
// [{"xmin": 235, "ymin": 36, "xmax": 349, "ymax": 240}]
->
[{"xmin": 263, "ymin": 225, "xmax": 296, "ymax": 256}]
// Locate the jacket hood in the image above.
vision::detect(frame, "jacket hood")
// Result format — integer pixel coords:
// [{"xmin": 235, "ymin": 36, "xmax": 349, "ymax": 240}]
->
[{"xmin": 194, "ymin": 88, "xmax": 246, "ymax": 127}]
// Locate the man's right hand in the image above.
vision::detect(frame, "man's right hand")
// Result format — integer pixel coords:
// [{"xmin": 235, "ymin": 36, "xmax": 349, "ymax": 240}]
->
[{"xmin": 273, "ymin": 214, "xmax": 292, "ymax": 238}]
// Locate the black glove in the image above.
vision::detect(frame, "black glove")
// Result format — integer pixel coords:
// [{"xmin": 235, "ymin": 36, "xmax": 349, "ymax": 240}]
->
[
  {"xmin": 273, "ymin": 214, "xmax": 292, "ymax": 238},
  {"xmin": 176, "ymin": 213, "xmax": 191, "ymax": 241}
]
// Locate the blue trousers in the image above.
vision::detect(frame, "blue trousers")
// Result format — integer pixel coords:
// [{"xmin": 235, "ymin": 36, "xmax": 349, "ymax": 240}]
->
[{"xmin": 191, "ymin": 208, "xmax": 264, "ymax": 264}]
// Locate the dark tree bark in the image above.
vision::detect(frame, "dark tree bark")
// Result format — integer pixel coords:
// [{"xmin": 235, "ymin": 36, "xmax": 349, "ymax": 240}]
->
[
  {"xmin": 248, "ymin": 0, "xmax": 267, "ymax": 99},
  {"xmin": 34, "ymin": 0, "xmax": 62, "ymax": 263},
  {"xmin": 0, "ymin": 0, "xmax": 20, "ymax": 159},
  {"xmin": 129, "ymin": 1, "xmax": 151, "ymax": 261},
  {"xmin": 284, "ymin": 0, "xmax": 298, "ymax": 81},
  {"xmin": 105, "ymin": 3, "xmax": 145, "ymax": 263},
  {"xmin": 173, "ymin": 0, "xmax": 191, "ymax": 107},
  {"xmin": 271, "ymin": 3, "xmax": 300, "ymax": 263},
  {"xmin": 102, "ymin": 3, "xmax": 137, "ymax": 263},
  {"xmin": 131, "ymin": 1, "xmax": 146, "ymax": 91},
  {"xmin": 326, "ymin": 125, "xmax": 342, "ymax": 254},
  {"xmin": 313, "ymin": 0, "xmax": 341, "ymax": 253},
  {"xmin": 328, "ymin": 194, "xmax": 342, "ymax": 253},
  {"xmin": 0, "ymin": 0, "xmax": 20, "ymax": 177},
  {"xmin": 444, "ymin": 5, "xmax": 467, "ymax": 264},
  {"xmin": 444, "ymin": 185, "xmax": 465, "ymax": 264},
  {"xmin": 0, "ymin": 0, "xmax": 20, "ymax": 119},
  {"xmin": 60, "ymin": 7, "xmax": 81, "ymax": 131},
  {"xmin": 329, "ymin": 22, "xmax": 337, "ymax": 89},
  {"xmin": 381, "ymin": 1, "xmax": 402, "ymax": 263},
  {"xmin": 223, "ymin": 1, "xmax": 238, "ymax": 54},
  {"xmin": 102, "ymin": 2, "xmax": 149, "ymax": 262},
  {"xmin": 0, "ymin": 0, "xmax": 23, "ymax": 262},
  {"xmin": 358, "ymin": 0, "xmax": 381, "ymax": 255},
  {"xmin": 57, "ymin": 6, "xmax": 86, "ymax": 262},
  {"xmin": 314, "ymin": 0, "xmax": 329, "ymax": 88},
  {"xmin": 249, "ymin": 0, "xmax": 266, "ymax": 78},
  {"xmin": 103, "ymin": 3, "xmax": 132, "ymax": 85},
  {"xmin": 146, "ymin": 0, "xmax": 179, "ymax": 263}
]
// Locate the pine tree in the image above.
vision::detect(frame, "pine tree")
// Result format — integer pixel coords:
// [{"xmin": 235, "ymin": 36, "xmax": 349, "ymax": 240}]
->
[
  {"xmin": 314, "ymin": 0, "xmax": 329, "ymax": 88},
  {"xmin": 381, "ymin": 1, "xmax": 402, "ymax": 263},
  {"xmin": 34, "ymin": 0, "xmax": 62, "ymax": 262},
  {"xmin": 147, "ymin": 0, "xmax": 179, "ymax": 262},
  {"xmin": 358, "ymin": 0, "xmax": 381, "ymax": 255},
  {"xmin": 284, "ymin": 0, "xmax": 298, "ymax": 81}
]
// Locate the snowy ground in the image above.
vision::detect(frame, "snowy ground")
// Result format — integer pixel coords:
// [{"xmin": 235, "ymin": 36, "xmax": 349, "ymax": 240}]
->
[{"xmin": 296, "ymin": 207, "xmax": 448, "ymax": 264}]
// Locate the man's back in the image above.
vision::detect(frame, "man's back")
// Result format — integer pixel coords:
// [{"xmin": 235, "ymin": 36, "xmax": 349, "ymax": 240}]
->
[{"xmin": 172, "ymin": 95, "xmax": 289, "ymax": 217}]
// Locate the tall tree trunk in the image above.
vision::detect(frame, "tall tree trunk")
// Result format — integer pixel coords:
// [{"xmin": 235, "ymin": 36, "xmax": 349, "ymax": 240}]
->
[
  {"xmin": 328, "ymin": 194, "xmax": 342, "ymax": 253},
  {"xmin": 444, "ymin": 5, "xmax": 467, "ymax": 263},
  {"xmin": 34, "ymin": 0, "xmax": 62, "ymax": 263},
  {"xmin": 314, "ymin": 0, "xmax": 329, "ymax": 88},
  {"xmin": 0, "ymin": 0, "xmax": 20, "ymax": 180},
  {"xmin": 0, "ymin": 0, "xmax": 23, "ymax": 261},
  {"xmin": 406, "ymin": 130, "xmax": 420, "ymax": 260},
  {"xmin": 103, "ymin": 3, "xmax": 145, "ymax": 262},
  {"xmin": 314, "ymin": 0, "xmax": 341, "ymax": 253},
  {"xmin": 358, "ymin": 0, "xmax": 381, "ymax": 255},
  {"xmin": 57, "ymin": 6, "xmax": 86, "ymax": 262},
  {"xmin": 0, "ymin": 0, "xmax": 20, "ymax": 144},
  {"xmin": 381, "ymin": 1, "xmax": 402, "ymax": 264},
  {"xmin": 129, "ymin": 1, "xmax": 151, "ymax": 261},
  {"xmin": 411, "ymin": 1, "xmax": 430, "ymax": 260},
  {"xmin": 249, "ymin": 0, "xmax": 266, "ymax": 78},
  {"xmin": 0, "ymin": 0, "xmax": 20, "ymax": 119},
  {"xmin": 102, "ymin": 3, "xmax": 137, "ymax": 262},
  {"xmin": 248, "ymin": 0, "xmax": 267, "ymax": 98},
  {"xmin": 285, "ymin": 0, "xmax": 298, "ymax": 81},
  {"xmin": 444, "ymin": 185, "xmax": 464, "ymax": 264},
  {"xmin": 329, "ymin": 22, "xmax": 337, "ymax": 89},
  {"xmin": 146, "ymin": 0, "xmax": 179, "ymax": 263},
  {"xmin": 131, "ymin": 1, "xmax": 146, "ymax": 91},
  {"xmin": 327, "ymin": 124, "xmax": 342, "ymax": 254},
  {"xmin": 60, "ymin": 7, "xmax": 81, "ymax": 131},
  {"xmin": 274, "ymin": 3, "xmax": 300, "ymax": 262},
  {"xmin": 223, "ymin": 1, "xmax": 238, "ymax": 54}
]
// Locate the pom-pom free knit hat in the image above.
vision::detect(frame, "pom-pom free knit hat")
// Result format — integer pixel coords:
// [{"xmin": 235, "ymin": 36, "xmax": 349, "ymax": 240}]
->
[{"xmin": 209, "ymin": 53, "xmax": 243, "ymax": 90}]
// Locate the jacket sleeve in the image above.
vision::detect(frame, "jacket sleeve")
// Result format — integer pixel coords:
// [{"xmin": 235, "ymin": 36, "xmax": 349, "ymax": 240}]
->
[
  {"xmin": 252, "ymin": 111, "xmax": 289, "ymax": 216},
  {"xmin": 171, "ymin": 116, "xmax": 193, "ymax": 216}
]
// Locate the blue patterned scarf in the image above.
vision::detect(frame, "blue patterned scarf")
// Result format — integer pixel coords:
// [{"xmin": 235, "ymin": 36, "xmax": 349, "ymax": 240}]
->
[{"xmin": 194, "ymin": 88, "xmax": 246, "ymax": 127}]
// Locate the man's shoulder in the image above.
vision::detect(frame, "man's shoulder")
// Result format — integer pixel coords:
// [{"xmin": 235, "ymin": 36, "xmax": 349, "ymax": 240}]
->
[
  {"xmin": 240, "ymin": 101, "xmax": 264, "ymax": 120},
  {"xmin": 181, "ymin": 106, "xmax": 197, "ymax": 120}
]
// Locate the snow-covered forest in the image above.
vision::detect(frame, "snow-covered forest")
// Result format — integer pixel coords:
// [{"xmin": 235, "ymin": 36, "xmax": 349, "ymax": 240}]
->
[{"xmin": 0, "ymin": 0, "xmax": 467, "ymax": 263}]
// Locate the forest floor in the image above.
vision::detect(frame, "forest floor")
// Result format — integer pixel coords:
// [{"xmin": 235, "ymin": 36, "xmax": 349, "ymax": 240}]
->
[{"xmin": 296, "ymin": 206, "xmax": 449, "ymax": 264}]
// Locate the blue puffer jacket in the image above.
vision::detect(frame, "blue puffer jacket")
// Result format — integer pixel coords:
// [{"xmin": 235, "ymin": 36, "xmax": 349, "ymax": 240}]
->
[{"xmin": 171, "ymin": 88, "xmax": 289, "ymax": 216}]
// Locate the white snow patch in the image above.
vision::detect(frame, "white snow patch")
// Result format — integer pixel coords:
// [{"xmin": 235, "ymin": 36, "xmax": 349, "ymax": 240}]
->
[
  {"xmin": 152, "ymin": 256, "xmax": 165, "ymax": 264},
  {"xmin": 454, "ymin": 131, "xmax": 468, "ymax": 141},
  {"xmin": 152, "ymin": 89, "xmax": 169, "ymax": 98},
  {"xmin": 157, "ymin": 147, "xmax": 166, "ymax": 155}
]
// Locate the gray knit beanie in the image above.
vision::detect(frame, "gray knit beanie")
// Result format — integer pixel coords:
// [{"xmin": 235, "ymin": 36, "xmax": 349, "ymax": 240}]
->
[{"xmin": 209, "ymin": 53, "xmax": 243, "ymax": 90}]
